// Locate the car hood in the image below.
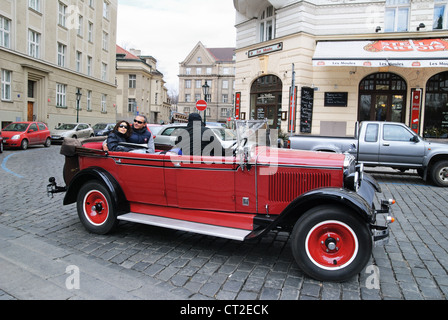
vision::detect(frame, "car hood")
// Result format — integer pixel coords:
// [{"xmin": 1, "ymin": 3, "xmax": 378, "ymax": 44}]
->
[
  {"xmin": 254, "ymin": 146, "xmax": 345, "ymax": 169},
  {"xmin": 1, "ymin": 131, "xmax": 25, "ymax": 138},
  {"xmin": 51, "ymin": 129, "xmax": 74, "ymax": 135}
]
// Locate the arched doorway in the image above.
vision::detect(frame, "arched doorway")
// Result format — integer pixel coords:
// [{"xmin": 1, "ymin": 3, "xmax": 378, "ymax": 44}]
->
[
  {"xmin": 250, "ymin": 75, "xmax": 282, "ymax": 129},
  {"xmin": 358, "ymin": 72, "xmax": 407, "ymax": 123},
  {"xmin": 423, "ymin": 71, "xmax": 448, "ymax": 138}
]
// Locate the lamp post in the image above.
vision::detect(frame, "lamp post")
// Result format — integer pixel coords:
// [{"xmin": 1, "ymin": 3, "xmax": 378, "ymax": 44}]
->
[
  {"xmin": 75, "ymin": 88, "xmax": 82, "ymax": 123},
  {"xmin": 202, "ymin": 81, "xmax": 209, "ymax": 125}
]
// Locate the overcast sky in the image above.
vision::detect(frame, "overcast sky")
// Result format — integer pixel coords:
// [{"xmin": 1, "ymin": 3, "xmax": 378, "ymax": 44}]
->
[{"xmin": 117, "ymin": 0, "xmax": 237, "ymax": 93}]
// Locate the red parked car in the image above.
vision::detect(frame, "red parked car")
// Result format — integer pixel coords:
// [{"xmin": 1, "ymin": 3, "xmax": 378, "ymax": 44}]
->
[
  {"xmin": 2, "ymin": 121, "xmax": 51, "ymax": 150},
  {"xmin": 0, "ymin": 132, "xmax": 3, "ymax": 153},
  {"xmin": 47, "ymin": 120, "xmax": 394, "ymax": 282}
]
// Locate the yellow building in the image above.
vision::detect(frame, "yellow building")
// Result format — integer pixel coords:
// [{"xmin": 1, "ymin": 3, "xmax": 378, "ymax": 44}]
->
[
  {"xmin": 234, "ymin": 0, "xmax": 448, "ymax": 138},
  {"xmin": 0, "ymin": 0, "xmax": 117, "ymax": 129}
]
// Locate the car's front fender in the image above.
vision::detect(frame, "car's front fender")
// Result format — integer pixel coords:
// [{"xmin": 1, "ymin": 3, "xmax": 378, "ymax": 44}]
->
[{"xmin": 64, "ymin": 167, "xmax": 129, "ymax": 213}]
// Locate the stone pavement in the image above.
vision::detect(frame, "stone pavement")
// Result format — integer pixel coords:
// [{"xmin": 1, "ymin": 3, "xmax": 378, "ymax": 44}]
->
[{"xmin": 0, "ymin": 145, "xmax": 447, "ymax": 300}]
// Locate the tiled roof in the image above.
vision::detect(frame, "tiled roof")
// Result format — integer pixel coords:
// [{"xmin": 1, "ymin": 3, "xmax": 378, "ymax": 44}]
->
[
  {"xmin": 207, "ymin": 47, "xmax": 235, "ymax": 62},
  {"xmin": 116, "ymin": 45, "xmax": 140, "ymax": 60}
]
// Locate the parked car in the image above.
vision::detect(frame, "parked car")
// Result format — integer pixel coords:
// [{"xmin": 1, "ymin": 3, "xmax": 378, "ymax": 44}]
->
[
  {"xmin": 47, "ymin": 120, "xmax": 394, "ymax": 282},
  {"xmin": 1, "ymin": 121, "xmax": 51, "ymax": 150},
  {"xmin": 51, "ymin": 123, "xmax": 94, "ymax": 143},
  {"xmin": 0, "ymin": 132, "xmax": 3, "ymax": 153},
  {"xmin": 288, "ymin": 121, "xmax": 448, "ymax": 187},
  {"xmin": 146, "ymin": 124, "xmax": 163, "ymax": 137},
  {"xmin": 92, "ymin": 123, "xmax": 115, "ymax": 136},
  {"xmin": 154, "ymin": 123, "xmax": 237, "ymax": 151}
]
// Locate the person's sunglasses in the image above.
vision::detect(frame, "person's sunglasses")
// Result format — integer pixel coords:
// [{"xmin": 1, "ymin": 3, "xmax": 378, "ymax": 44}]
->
[
  {"xmin": 119, "ymin": 125, "xmax": 128, "ymax": 129},
  {"xmin": 134, "ymin": 119, "xmax": 144, "ymax": 124}
]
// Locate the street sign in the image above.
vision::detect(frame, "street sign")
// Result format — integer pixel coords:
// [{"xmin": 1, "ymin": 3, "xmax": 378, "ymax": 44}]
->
[{"xmin": 196, "ymin": 100, "xmax": 207, "ymax": 112}]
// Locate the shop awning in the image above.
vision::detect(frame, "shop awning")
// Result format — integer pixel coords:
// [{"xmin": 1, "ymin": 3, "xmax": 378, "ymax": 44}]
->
[{"xmin": 313, "ymin": 39, "xmax": 448, "ymax": 68}]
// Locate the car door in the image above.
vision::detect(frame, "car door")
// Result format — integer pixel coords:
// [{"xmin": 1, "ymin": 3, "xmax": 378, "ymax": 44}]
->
[
  {"xmin": 27, "ymin": 123, "xmax": 40, "ymax": 145},
  {"xmin": 357, "ymin": 123, "xmax": 380, "ymax": 164},
  {"xmin": 165, "ymin": 153, "xmax": 237, "ymax": 212},
  {"xmin": 78, "ymin": 124, "xmax": 89, "ymax": 138},
  {"xmin": 379, "ymin": 123, "xmax": 425, "ymax": 167},
  {"xmin": 37, "ymin": 123, "xmax": 48, "ymax": 143}
]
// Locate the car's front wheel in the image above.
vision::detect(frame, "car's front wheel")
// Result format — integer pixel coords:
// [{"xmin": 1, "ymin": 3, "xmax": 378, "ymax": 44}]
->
[
  {"xmin": 76, "ymin": 181, "xmax": 118, "ymax": 234},
  {"xmin": 20, "ymin": 139, "xmax": 29, "ymax": 150},
  {"xmin": 291, "ymin": 205, "xmax": 372, "ymax": 282}
]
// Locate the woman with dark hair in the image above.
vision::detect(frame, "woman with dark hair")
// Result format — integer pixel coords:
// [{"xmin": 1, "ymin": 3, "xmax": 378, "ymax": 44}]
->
[{"xmin": 106, "ymin": 121, "xmax": 133, "ymax": 152}]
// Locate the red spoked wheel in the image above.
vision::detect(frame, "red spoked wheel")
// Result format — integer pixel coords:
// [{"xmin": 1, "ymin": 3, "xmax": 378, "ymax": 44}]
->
[
  {"xmin": 82, "ymin": 190, "xmax": 110, "ymax": 226},
  {"xmin": 305, "ymin": 220, "xmax": 358, "ymax": 270},
  {"xmin": 77, "ymin": 181, "xmax": 118, "ymax": 234},
  {"xmin": 291, "ymin": 205, "xmax": 372, "ymax": 282}
]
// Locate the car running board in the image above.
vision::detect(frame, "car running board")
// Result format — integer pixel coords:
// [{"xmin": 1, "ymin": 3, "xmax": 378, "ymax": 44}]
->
[{"xmin": 118, "ymin": 213, "xmax": 252, "ymax": 241}]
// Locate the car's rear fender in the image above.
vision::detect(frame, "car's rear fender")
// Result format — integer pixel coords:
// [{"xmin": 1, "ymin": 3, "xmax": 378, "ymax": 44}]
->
[
  {"xmin": 63, "ymin": 167, "xmax": 129, "ymax": 214},
  {"xmin": 247, "ymin": 187, "xmax": 374, "ymax": 240}
]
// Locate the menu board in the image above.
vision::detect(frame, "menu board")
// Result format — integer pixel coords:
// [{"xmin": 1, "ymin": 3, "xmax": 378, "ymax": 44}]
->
[
  {"xmin": 300, "ymin": 87, "xmax": 314, "ymax": 133},
  {"xmin": 325, "ymin": 92, "xmax": 348, "ymax": 107}
]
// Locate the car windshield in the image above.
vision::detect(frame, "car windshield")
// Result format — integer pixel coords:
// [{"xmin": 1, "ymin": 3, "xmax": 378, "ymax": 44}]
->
[
  {"xmin": 3, "ymin": 123, "xmax": 29, "ymax": 132},
  {"xmin": 211, "ymin": 128, "xmax": 237, "ymax": 141},
  {"xmin": 56, "ymin": 124, "xmax": 76, "ymax": 130},
  {"xmin": 235, "ymin": 120, "xmax": 269, "ymax": 146},
  {"xmin": 93, "ymin": 124, "xmax": 107, "ymax": 130}
]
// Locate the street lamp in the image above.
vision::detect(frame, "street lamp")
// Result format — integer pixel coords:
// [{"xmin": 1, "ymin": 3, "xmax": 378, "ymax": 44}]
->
[
  {"xmin": 202, "ymin": 81, "xmax": 210, "ymax": 125},
  {"xmin": 75, "ymin": 88, "xmax": 82, "ymax": 123}
]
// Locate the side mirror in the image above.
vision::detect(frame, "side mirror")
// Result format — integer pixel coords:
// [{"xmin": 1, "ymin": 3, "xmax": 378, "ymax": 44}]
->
[{"xmin": 411, "ymin": 135, "xmax": 419, "ymax": 143}]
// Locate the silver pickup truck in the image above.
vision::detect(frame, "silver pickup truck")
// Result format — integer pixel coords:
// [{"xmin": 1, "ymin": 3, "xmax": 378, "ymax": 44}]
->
[{"xmin": 288, "ymin": 121, "xmax": 448, "ymax": 187}]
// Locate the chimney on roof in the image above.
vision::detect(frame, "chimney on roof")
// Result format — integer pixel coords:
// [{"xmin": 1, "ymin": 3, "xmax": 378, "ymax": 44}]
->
[{"xmin": 129, "ymin": 48, "xmax": 141, "ymax": 57}]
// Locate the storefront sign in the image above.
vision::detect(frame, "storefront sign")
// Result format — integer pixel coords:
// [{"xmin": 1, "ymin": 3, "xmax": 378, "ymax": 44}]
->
[
  {"xmin": 300, "ymin": 87, "xmax": 314, "ymax": 134},
  {"xmin": 313, "ymin": 39, "xmax": 448, "ymax": 68},
  {"xmin": 324, "ymin": 92, "xmax": 348, "ymax": 107},
  {"xmin": 248, "ymin": 43, "xmax": 283, "ymax": 58}
]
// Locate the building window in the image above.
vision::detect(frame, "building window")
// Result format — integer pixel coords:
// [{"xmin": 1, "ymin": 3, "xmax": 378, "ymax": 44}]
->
[
  {"xmin": 76, "ymin": 51, "xmax": 82, "ymax": 72},
  {"xmin": 222, "ymin": 80, "xmax": 229, "ymax": 89},
  {"xmin": 129, "ymin": 75, "xmax": 136, "ymax": 88},
  {"xmin": 196, "ymin": 68, "xmax": 202, "ymax": 75},
  {"xmin": 103, "ymin": 1, "xmax": 110, "ymax": 19},
  {"xmin": 0, "ymin": 16, "xmax": 11, "ymax": 49},
  {"xmin": 185, "ymin": 80, "xmax": 191, "ymax": 89},
  {"xmin": 88, "ymin": 22, "xmax": 93, "ymax": 42},
  {"xmin": 87, "ymin": 90, "xmax": 92, "ymax": 111},
  {"xmin": 28, "ymin": 29, "xmax": 40, "ymax": 58},
  {"xmin": 434, "ymin": 3, "xmax": 448, "ymax": 29},
  {"xmin": 101, "ymin": 63, "xmax": 107, "ymax": 81},
  {"xmin": 185, "ymin": 68, "xmax": 191, "ymax": 75},
  {"xmin": 57, "ymin": 43, "xmax": 66, "ymax": 67},
  {"xmin": 128, "ymin": 98, "xmax": 136, "ymax": 112},
  {"xmin": 385, "ymin": 0, "xmax": 409, "ymax": 32},
  {"xmin": 195, "ymin": 94, "xmax": 201, "ymax": 101},
  {"xmin": 58, "ymin": 2, "xmax": 66, "ymax": 27},
  {"xmin": 56, "ymin": 83, "xmax": 67, "ymax": 107},
  {"xmin": 259, "ymin": 5, "xmax": 274, "ymax": 42},
  {"xmin": 77, "ymin": 15, "xmax": 83, "ymax": 36},
  {"xmin": 424, "ymin": 71, "xmax": 448, "ymax": 138},
  {"xmin": 206, "ymin": 68, "xmax": 212, "ymax": 75},
  {"xmin": 102, "ymin": 31, "xmax": 109, "ymax": 51},
  {"xmin": 195, "ymin": 80, "xmax": 202, "ymax": 89},
  {"xmin": 185, "ymin": 94, "xmax": 191, "ymax": 102},
  {"xmin": 222, "ymin": 94, "xmax": 228, "ymax": 103},
  {"xmin": 1, "ymin": 69, "xmax": 11, "ymax": 101},
  {"xmin": 101, "ymin": 94, "xmax": 107, "ymax": 113},
  {"xmin": 220, "ymin": 108, "xmax": 228, "ymax": 117},
  {"xmin": 29, "ymin": 0, "xmax": 41, "ymax": 12},
  {"xmin": 87, "ymin": 56, "xmax": 92, "ymax": 76}
]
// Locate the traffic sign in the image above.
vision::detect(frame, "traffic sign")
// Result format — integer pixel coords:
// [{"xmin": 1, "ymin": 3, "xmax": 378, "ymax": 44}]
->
[{"xmin": 196, "ymin": 100, "xmax": 207, "ymax": 112}]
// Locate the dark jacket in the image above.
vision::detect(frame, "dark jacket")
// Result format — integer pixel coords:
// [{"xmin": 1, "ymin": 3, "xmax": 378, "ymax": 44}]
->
[
  {"xmin": 107, "ymin": 131, "xmax": 131, "ymax": 152},
  {"xmin": 183, "ymin": 113, "xmax": 218, "ymax": 156},
  {"xmin": 129, "ymin": 126, "xmax": 155, "ymax": 154}
]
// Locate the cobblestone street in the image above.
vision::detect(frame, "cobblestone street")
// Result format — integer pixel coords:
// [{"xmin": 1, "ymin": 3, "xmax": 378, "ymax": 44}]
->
[{"xmin": 0, "ymin": 145, "xmax": 447, "ymax": 300}]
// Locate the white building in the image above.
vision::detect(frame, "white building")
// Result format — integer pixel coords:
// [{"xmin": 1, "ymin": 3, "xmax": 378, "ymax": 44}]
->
[
  {"xmin": 234, "ymin": 0, "xmax": 448, "ymax": 138},
  {"xmin": 0, "ymin": 0, "xmax": 117, "ymax": 129}
]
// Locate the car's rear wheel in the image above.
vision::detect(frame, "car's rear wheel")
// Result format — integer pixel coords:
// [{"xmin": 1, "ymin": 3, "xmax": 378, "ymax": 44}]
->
[
  {"xmin": 76, "ymin": 181, "xmax": 118, "ymax": 234},
  {"xmin": 44, "ymin": 137, "xmax": 51, "ymax": 147},
  {"xmin": 430, "ymin": 160, "xmax": 448, "ymax": 187},
  {"xmin": 291, "ymin": 205, "xmax": 372, "ymax": 282}
]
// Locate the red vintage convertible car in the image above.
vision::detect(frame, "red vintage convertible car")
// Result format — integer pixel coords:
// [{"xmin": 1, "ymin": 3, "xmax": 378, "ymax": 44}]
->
[{"xmin": 48, "ymin": 120, "xmax": 394, "ymax": 282}]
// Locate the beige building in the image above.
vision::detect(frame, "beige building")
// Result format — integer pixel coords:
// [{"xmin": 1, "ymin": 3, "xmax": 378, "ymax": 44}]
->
[
  {"xmin": 0, "ymin": 0, "xmax": 117, "ymax": 129},
  {"xmin": 178, "ymin": 42, "xmax": 236, "ymax": 123},
  {"xmin": 234, "ymin": 0, "xmax": 448, "ymax": 138},
  {"xmin": 116, "ymin": 46, "xmax": 171, "ymax": 124}
]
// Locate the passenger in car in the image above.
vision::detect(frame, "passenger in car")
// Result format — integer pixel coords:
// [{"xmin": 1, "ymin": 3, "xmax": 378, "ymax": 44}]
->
[
  {"xmin": 129, "ymin": 115, "xmax": 155, "ymax": 154},
  {"xmin": 180, "ymin": 113, "xmax": 221, "ymax": 156},
  {"xmin": 106, "ymin": 121, "xmax": 133, "ymax": 152}
]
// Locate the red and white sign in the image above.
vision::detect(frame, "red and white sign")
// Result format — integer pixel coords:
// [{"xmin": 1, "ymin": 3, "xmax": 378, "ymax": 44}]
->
[
  {"xmin": 313, "ymin": 39, "xmax": 448, "ymax": 68},
  {"xmin": 410, "ymin": 89, "xmax": 422, "ymax": 134},
  {"xmin": 234, "ymin": 92, "xmax": 241, "ymax": 119},
  {"xmin": 196, "ymin": 100, "xmax": 207, "ymax": 112}
]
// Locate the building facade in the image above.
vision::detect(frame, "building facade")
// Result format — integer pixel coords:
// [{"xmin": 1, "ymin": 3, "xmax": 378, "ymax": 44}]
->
[
  {"xmin": 0, "ymin": 0, "xmax": 117, "ymax": 129},
  {"xmin": 234, "ymin": 0, "xmax": 448, "ymax": 138},
  {"xmin": 178, "ymin": 42, "xmax": 236, "ymax": 123},
  {"xmin": 116, "ymin": 46, "xmax": 171, "ymax": 124}
]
